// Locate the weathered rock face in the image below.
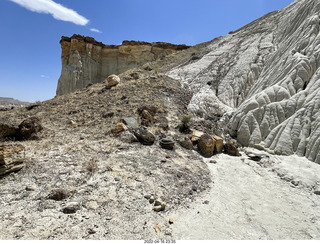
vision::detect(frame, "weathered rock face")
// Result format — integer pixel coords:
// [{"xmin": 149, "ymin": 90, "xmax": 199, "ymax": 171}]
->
[
  {"xmin": 56, "ymin": 34, "xmax": 189, "ymax": 95},
  {"xmin": 0, "ymin": 144, "xmax": 25, "ymax": 175},
  {"xmin": 168, "ymin": 0, "xmax": 320, "ymax": 164}
]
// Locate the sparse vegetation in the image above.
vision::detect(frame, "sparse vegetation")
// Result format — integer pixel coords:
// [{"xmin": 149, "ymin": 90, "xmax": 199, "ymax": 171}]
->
[
  {"xmin": 178, "ymin": 112, "xmax": 193, "ymax": 133},
  {"xmin": 86, "ymin": 159, "xmax": 98, "ymax": 173}
]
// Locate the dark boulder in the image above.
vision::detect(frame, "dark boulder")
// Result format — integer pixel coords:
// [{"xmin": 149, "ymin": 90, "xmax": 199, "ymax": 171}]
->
[
  {"xmin": 179, "ymin": 137, "xmax": 193, "ymax": 150},
  {"xmin": 159, "ymin": 137, "xmax": 175, "ymax": 150},
  {"xmin": 134, "ymin": 127, "xmax": 155, "ymax": 145},
  {"xmin": 0, "ymin": 122, "xmax": 19, "ymax": 141},
  {"xmin": 198, "ymin": 134, "xmax": 214, "ymax": 157},
  {"xmin": 19, "ymin": 116, "xmax": 43, "ymax": 140},
  {"xmin": 224, "ymin": 141, "xmax": 241, "ymax": 156}
]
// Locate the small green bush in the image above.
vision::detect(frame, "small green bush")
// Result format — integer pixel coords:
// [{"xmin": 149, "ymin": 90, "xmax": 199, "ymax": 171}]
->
[{"xmin": 178, "ymin": 113, "xmax": 193, "ymax": 133}]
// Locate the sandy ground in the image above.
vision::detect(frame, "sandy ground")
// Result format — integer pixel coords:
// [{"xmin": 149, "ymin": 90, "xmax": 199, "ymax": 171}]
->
[{"xmin": 170, "ymin": 151, "xmax": 320, "ymax": 240}]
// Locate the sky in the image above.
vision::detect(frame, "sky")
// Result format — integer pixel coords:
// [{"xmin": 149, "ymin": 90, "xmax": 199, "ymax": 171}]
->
[{"xmin": 0, "ymin": 0, "xmax": 294, "ymax": 102}]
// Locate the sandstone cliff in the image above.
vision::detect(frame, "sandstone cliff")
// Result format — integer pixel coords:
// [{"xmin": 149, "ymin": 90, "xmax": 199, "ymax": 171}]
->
[
  {"xmin": 167, "ymin": 0, "xmax": 320, "ymax": 164},
  {"xmin": 56, "ymin": 34, "xmax": 189, "ymax": 95}
]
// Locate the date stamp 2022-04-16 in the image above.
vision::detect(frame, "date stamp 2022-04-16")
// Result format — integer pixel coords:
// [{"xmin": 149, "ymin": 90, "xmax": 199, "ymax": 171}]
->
[{"xmin": 144, "ymin": 240, "xmax": 177, "ymax": 244}]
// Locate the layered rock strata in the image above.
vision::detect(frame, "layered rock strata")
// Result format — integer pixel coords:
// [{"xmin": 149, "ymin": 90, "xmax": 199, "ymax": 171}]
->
[{"xmin": 56, "ymin": 34, "xmax": 189, "ymax": 95}]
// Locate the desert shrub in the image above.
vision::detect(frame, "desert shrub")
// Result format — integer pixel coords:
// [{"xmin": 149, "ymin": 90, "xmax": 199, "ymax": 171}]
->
[
  {"xmin": 86, "ymin": 159, "xmax": 98, "ymax": 173},
  {"xmin": 178, "ymin": 113, "xmax": 193, "ymax": 133}
]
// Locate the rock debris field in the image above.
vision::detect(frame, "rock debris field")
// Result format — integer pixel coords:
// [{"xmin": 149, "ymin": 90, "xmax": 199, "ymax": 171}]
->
[{"xmin": 0, "ymin": 68, "xmax": 320, "ymax": 240}]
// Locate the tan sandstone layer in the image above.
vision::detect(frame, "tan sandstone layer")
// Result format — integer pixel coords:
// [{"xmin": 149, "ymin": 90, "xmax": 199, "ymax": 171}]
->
[{"xmin": 56, "ymin": 34, "xmax": 189, "ymax": 96}]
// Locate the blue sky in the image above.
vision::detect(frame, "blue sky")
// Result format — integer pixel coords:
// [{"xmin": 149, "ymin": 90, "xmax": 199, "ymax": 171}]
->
[{"xmin": 0, "ymin": 0, "xmax": 294, "ymax": 102}]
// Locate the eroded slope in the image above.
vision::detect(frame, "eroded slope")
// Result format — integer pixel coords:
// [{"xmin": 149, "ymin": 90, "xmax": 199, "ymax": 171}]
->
[{"xmin": 167, "ymin": 0, "xmax": 320, "ymax": 163}]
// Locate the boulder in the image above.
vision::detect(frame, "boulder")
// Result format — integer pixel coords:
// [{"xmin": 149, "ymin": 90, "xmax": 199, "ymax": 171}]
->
[
  {"xmin": 105, "ymin": 74, "xmax": 120, "ymax": 88},
  {"xmin": 224, "ymin": 141, "xmax": 241, "ymax": 157},
  {"xmin": 119, "ymin": 130, "xmax": 138, "ymax": 143},
  {"xmin": 62, "ymin": 202, "xmax": 80, "ymax": 214},
  {"xmin": 0, "ymin": 122, "xmax": 19, "ymax": 141},
  {"xmin": 198, "ymin": 134, "xmax": 215, "ymax": 157},
  {"xmin": 19, "ymin": 116, "xmax": 43, "ymax": 140},
  {"xmin": 191, "ymin": 131, "xmax": 204, "ymax": 143},
  {"xmin": 142, "ymin": 110, "xmax": 153, "ymax": 121},
  {"xmin": 159, "ymin": 137, "xmax": 175, "ymax": 150},
  {"xmin": 212, "ymin": 135, "xmax": 224, "ymax": 153},
  {"xmin": 121, "ymin": 117, "xmax": 139, "ymax": 129},
  {"xmin": 110, "ymin": 123, "xmax": 127, "ymax": 136},
  {"xmin": 134, "ymin": 128, "xmax": 155, "ymax": 145},
  {"xmin": 0, "ymin": 144, "xmax": 25, "ymax": 175},
  {"xmin": 179, "ymin": 137, "xmax": 193, "ymax": 150}
]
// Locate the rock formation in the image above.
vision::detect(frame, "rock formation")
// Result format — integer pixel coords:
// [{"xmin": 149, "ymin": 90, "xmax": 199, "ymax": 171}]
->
[
  {"xmin": 168, "ymin": 0, "xmax": 320, "ymax": 164},
  {"xmin": 56, "ymin": 34, "xmax": 189, "ymax": 95},
  {"xmin": 0, "ymin": 144, "xmax": 25, "ymax": 175}
]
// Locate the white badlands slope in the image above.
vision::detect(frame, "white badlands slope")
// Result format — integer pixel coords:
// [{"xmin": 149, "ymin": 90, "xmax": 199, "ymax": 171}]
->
[{"xmin": 168, "ymin": 0, "xmax": 320, "ymax": 164}]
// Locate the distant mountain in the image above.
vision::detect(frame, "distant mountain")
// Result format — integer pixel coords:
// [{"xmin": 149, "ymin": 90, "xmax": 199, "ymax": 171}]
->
[{"xmin": 0, "ymin": 97, "xmax": 30, "ymax": 106}]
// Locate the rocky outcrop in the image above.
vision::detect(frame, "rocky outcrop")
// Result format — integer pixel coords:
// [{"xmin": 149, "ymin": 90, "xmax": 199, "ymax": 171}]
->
[
  {"xmin": 56, "ymin": 34, "xmax": 189, "ymax": 95},
  {"xmin": 168, "ymin": 0, "xmax": 320, "ymax": 164}
]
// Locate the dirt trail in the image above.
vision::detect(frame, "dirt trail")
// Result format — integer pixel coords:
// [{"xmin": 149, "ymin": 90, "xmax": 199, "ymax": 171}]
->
[{"xmin": 170, "ymin": 153, "xmax": 320, "ymax": 240}]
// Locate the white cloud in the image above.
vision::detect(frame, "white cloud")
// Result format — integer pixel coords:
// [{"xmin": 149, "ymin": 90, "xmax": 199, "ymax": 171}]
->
[
  {"xmin": 9, "ymin": 0, "xmax": 89, "ymax": 26},
  {"xmin": 40, "ymin": 74, "xmax": 49, "ymax": 78},
  {"xmin": 90, "ymin": 28, "xmax": 102, "ymax": 33}
]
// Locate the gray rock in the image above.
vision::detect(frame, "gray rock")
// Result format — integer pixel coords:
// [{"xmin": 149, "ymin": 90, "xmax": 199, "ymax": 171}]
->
[
  {"xmin": 62, "ymin": 202, "xmax": 80, "ymax": 214},
  {"xmin": 144, "ymin": 195, "xmax": 151, "ymax": 200},
  {"xmin": 179, "ymin": 137, "xmax": 193, "ymax": 150},
  {"xmin": 159, "ymin": 137, "xmax": 175, "ymax": 150},
  {"xmin": 119, "ymin": 131, "xmax": 138, "ymax": 143},
  {"xmin": 25, "ymin": 184, "xmax": 37, "ymax": 191},
  {"xmin": 149, "ymin": 196, "xmax": 155, "ymax": 204},
  {"xmin": 121, "ymin": 117, "xmax": 139, "ymax": 129}
]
